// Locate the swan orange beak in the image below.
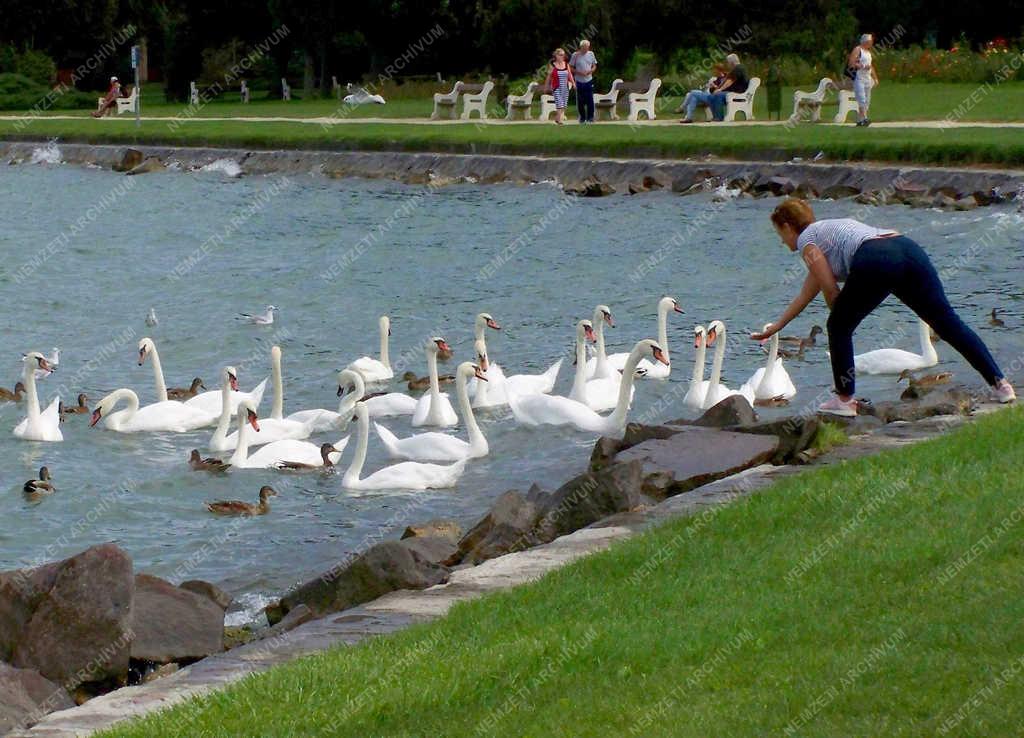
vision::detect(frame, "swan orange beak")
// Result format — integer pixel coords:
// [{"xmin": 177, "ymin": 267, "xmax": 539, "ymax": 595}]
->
[
  {"xmin": 652, "ymin": 347, "xmax": 670, "ymax": 366},
  {"xmin": 474, "ymin": 365, "xmax": 489, "ymax": 382},
  {"xmin": 486, "ymin": 318, "xmax": 501, "ymax": 330},
  {"xmin": 584, "ymin": 325, "xmax": 596, "ymax": 342},
  {"xmin": 89, "ymin": 408, "xmax": 102, "ymax": 427},
  {"xmin": 437, "ymin": 340, "xmax": 451, "ymax": 353},
  {"xmin": 37, "ymin": 357, "xmax": 52, "ymax": 372},
  {"xmin": 247, "ymin": 408, "xmax": 260, "ymax": 432},
  {"xmin": 673, "ymin": 303, "xmax": 684, "ymax": 313}
]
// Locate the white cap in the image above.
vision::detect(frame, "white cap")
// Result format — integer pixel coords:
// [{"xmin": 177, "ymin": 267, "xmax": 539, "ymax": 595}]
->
[{"xmin": 111, "ymin": 76, "xmax": 118, "ymax": 81}]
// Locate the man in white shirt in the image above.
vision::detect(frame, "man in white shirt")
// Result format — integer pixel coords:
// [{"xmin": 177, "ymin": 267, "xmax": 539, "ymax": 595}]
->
[{"xmin": 569, "ymin": 40, "xmax": 598, "ymax": 123}]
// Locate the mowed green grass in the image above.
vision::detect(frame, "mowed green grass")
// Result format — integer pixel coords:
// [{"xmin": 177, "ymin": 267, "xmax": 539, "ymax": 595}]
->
[
  {"xmin": 16, "ymin": 82, "xmax": 1024, "ymax": 122},
  {"xmin": 4, "ymin": 115, "xmax": 1024, "ymax": 166},
  {"xmin": 103, "ymin": 407, "xmax": 1024, "ymax": 738}
]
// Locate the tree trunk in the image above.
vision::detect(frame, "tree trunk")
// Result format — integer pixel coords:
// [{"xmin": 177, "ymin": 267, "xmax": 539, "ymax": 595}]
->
[{"xmin": 303, "ymin": 50, "xmax": 314, "ymax": 98}]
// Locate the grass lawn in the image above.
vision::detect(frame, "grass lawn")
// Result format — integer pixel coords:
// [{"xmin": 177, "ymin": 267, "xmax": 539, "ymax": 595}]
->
[
  {"xmin": 102, "ymin": 406, "xmax": 1024, "ymax": 737},
  {"xmin": 4, "ymin": 82, "xmax": 1023, "ymax": 166}
]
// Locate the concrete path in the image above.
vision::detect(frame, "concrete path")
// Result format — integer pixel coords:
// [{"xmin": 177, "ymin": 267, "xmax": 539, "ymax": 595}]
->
[
  {"xmin": 11, "ymin": 405, "xmax": 1001, "ymax": 737},
  {"xmin": 2, "ymin": 114, "xmax": 1023, "ymax": 128}
]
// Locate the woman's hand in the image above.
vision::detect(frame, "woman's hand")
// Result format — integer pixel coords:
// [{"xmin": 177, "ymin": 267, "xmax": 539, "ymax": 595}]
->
[{"xmin": 750, "ymin": 323, "xmax": 781, "ymax": 341}]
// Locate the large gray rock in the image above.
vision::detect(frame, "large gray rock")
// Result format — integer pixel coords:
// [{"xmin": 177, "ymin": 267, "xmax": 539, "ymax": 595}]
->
[
  {"xmin": 125, "ymin": 157, "xmax": 165, "ymax": 175},
  {"xmin": 534, "ymin": 461, "xmax": 644, "ymax": 541},
  {"xmin": 0, "ymin": 563, "xmax": 61, "ymax": 663},
  {"xmin": 398, "ymin": 536, "xmax": 459, "ymax": 566},
  {"xmin": 615, "ymin": 426, "xmax": 779, "ymax": 499},
  {"xmin": 8, "ymin": 544, "xmax": 134, "ymax": 688},
  {"xmin": 112, "ymin": 148, "xmax": 143, "ymax": 172},
  {"xmin": 179, "ymin": 580, "xmax": 232, "ymax": 611},
  {"xmin": 451, "ymin": 490, "xmax": 543, "ymax": 566},
  {"xmin": 277, "ymin": 541, "xmax": 448, "ymax": 621},
  {"xmin": 674, "ymin": 395, "xmax": 757, "ymax": 428},
  {"xmin": 0, "ymin": 663, "xmax": 74, "ymax": 733},
  {"xmin": 590, "ymin": 423, "xmax": 688, "ymax": 470},
  {"xmin": 865, "ymin": 388, "xmax": 975, "ymax": 424},
  {"xmin": 730, "ymin": 415, "xmax": 820, "ymax": 464},
  {"xmin": 130, "ymin": 574, "xmax": 225, "ymax": 663}
]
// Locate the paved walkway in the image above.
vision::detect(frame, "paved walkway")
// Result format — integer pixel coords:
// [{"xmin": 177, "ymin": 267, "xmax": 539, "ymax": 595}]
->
[
  {"xmin": 13, "ymin": 405, "xmax": 1001, "ymax": 737},
  {"xmin": 2, "ymin": 114, "xmax": 1023, "ymax": 128}
]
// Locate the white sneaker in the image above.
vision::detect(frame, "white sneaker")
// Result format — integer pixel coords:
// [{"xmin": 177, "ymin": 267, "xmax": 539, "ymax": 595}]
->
[
  {"xmin": 994, "ymin": 379, "xmax": 1017, "ymax": 404},
  {"xmin": 819, "ymin": 396, "xmax": 858, "ymax": 417}
]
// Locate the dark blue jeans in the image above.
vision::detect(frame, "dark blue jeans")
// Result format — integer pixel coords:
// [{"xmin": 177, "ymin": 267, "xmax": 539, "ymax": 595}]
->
[
  {"xmin": 576, "ymin": 80, "xmax": 594, "ymax": 122},
  {"xmin": 827, "ymin": 235, "xmax": 1003, "ymax": 396}
]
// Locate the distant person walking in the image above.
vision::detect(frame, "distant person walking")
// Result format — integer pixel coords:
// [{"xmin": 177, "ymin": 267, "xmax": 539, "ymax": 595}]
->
[
  {"xmin": 569, "ymin": 40, "xmax": 598, "ymax": 124},
  {"xmin": 91, "ymin": 76, "xmax": 121, "ymax": 118},
  {"xmin": 547, "ymin": 48, "xmax": 575, "ymax": 125},
  {"xmin": 848, "ymin": 33, "xmax": 878, "ymax": 126}
]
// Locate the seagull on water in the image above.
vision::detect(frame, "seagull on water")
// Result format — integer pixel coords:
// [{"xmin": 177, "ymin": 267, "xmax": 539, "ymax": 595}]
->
[
  {"xmin": 239, "ymin": 305, "xmax": 278, "ymax": 325},
  {"xmin": 145, "ymin": 308, "xmax": 158, "ymax": 327}
]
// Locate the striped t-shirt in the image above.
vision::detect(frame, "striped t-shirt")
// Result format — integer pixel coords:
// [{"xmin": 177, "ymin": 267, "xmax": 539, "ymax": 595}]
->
[{"xmin": 797, "ymin": 218, "xmax": 897, "ymax": 281}]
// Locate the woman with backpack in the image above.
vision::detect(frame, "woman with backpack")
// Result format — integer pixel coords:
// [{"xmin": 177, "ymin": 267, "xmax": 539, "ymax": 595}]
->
[
  {"xmin": 547, "ymin": 48, "xmax": 575, "ymax": 125},
  {"xmin": 848, "ymin": 34, "xmax": 878, "ymax": 126}
]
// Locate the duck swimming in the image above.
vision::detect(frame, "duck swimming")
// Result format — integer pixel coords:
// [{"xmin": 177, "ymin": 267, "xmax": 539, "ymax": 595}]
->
[
  {"xmin": 24, "ymin": 466, "xmax": 54, "ymax": 495},
  {"xmin": 167, "ymin": 377, "xmax": 206, "ymax": 400},
  {"xmin": 61, "ymin": 393, "xmax": 90, "ymax": 416},
  {"xmin": 0, "ymin": 382, "xmax": 26, "ymax": 402},
  {"xmin": 275, "ymin": 443, "xmax": 341, "ymax": 470},
  {"xmin": 188, "ymin": 449, "xmax": 229, "ymax": 473},
  {"xmin": 990, "ymin": 308, "xmax": 1005, "ymax": 327},
  {"xmin": 206, "ymin": 486, "xmax": 277, "ymax": 516}
]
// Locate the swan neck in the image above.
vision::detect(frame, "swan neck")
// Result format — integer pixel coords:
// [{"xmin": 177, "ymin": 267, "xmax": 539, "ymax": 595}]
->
[
  {"xmin": 762, "ymin": 333, "xmax": 779, "ymax": 387},
  {"xmin": 379, "ymin": 322, "xmax": 390, "ymax": 368},
  {"xmin": 344, "ymin": 409, "xmax": 368, "ymax": 486},
  {"xmin": 594, "ymin": 311, "xmax": 608, "ymax": 373},
  {"xmin": 708, "ymin": 329, "xmax": 727, "ymax": 387},
  {"xmin": 147, "ymin": 346, "xmax": 168, "ymax": 402},
  {"xmin": 570, "ymin": 331, "xmax": 588, "ymax": 401},
  {"xmin": 658, "ymin": 305, "xmax": 670, "ymax": 362},
  {"xmin": 427, "ymin": 350, "xmax": 441, "ymax": 412},
  {"xmin": 22, "ymin": 360, "xmax": 40, "ymax": 421},
  {"xmin": 458, "ymin": 371, "xmax": 485, "ymax": 450},
  {"xmin": 610, "ymin": 348, "xmax": 642, "ymax": 426},
  {"xmin": 919, "ymin": 320, "xmax": 937, "ymax": 361},
  {"xmin": 230, "ymin": 407, "xmax": 251, "ymax": 465},
  {"xmin": 212, "ymin": 376, "xmax": 232, "ymax": 442},
  {"xmin": 691, "ymin": 340, "xmax": 707, "ymax": 384},
  {"xmin": 271, "ymin": 351, "xmax": 283, "ymax": 419}
]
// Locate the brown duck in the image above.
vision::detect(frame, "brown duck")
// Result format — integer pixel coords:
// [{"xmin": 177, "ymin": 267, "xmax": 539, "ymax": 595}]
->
[
  {"xmin": 61, "ymin": 393, "xmax": 90, "ymax": 416},
  {"xmin": 189, "ymin": 449, "xmax": 230, "ymax": 473},
  {"xmin": 898, "ymin": 369, "xmax": 954, "ymax": 399},
  {"xmin": 0, "ymin": 382, "xmax": 26, "ymax": 402},
  {"xmin": 275, "ymin": 443, "xmax": 340, "ymax": 470},
  {"xmin": 206, "ymin": 485, "xmax": 276, "ymax": 516},
  {"xmin": 990, "ymin": 308, "xmax": 1005, "ymax": 327},
  {"xmin": 24, "ymin": 467, "xmax": 54, "ymax": 495},
  {"xmin": 780, "ymin": 325, "xmax": 823, "ymax": 347},
  {"xmin": 167, "ymin": 377, "xmax": 206, "ymax": 400},
  {"xmin": 403, "ymin": 371, "xmax": 455, "ymax": 393}
]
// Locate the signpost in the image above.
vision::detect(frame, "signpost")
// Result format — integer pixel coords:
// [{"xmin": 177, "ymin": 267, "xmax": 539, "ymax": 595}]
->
[{"xmin": 130, "ymin": 45, "xmax": 140, "ymax": 128}]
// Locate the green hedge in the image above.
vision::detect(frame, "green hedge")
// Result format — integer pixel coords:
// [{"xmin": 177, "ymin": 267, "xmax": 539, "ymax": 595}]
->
[{"xmin": 0, "ymin": 73, "xmax": 97, "ymax": 111}]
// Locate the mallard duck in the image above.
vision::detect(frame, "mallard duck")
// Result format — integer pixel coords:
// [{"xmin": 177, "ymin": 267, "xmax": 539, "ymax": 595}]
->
[
  {"xmin": 275, "ymin": 443, "xmax": 340, "ymax": 470},
  {"xmin": 776, "ymin": 343, "xmax": 806, "ymax": 360},
  {"xmin": 167, "ymin": 377, "xmax": 206, "ymax": 400},
  {"xmin": 0, "ymin": 382, "xmax": 26, "ymax": 402},
  {"xmin": 990, "ymin": 308, "xmax": 1005, "ymax": 327},
  {"xmin": 406, "ymin": 373, "xmax": 455, "ymax": 393},
  {"xmin": 754, "ymin": 395, "xmax": 791, "ymax": 407},
  {"xmin": 780, "ymin": 325, "xmax": 823, "ymax": 347},
  {"xmin": 24, "ymin": 466, "xmax": 54, "ymax": 495},
  {"xmin": 61, "ymin": 393, "xmax": 90, "ymax": 416},
  {"xmin": 898, "ymin": 369, "xmax": 954, "ymax": 399},
  {"xmin": 206, "ymin": 485, "xmax": 276, "ymax": 516},
  {"xmin": 189, "ymin": 449, "xmax": 230, "ymax": 473}
]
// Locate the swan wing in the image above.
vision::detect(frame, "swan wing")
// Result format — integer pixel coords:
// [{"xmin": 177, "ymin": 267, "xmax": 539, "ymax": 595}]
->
[
  {"xmin": 123, "ymin": 401, "xmax": 215, "ymax": 433},
  {"xmin": 508, "ymin": 390, "xmax": 604, "ymax": 432},
  {"xmin": 374, "ymin": 421, "xmax": 469, "ymax": 462},
  {"xmin": 244, "ymin": 439, "xmax": 322, "ymax": 469},
  {"xmin": 286, "ymin": 408, "xmax": 346, "ymax": 433},
  {"xmin": 854, "ymin": 349, "xmax": 930, "ymax": 375},
  {"xmin": 222, "ymin": 418, "xmax": 311, "ymax": 450},
  {"xmin": 346, "ymin": 357, "xmax": 393, "ymax": 382},
  {"xmin": 505, "ymin": 358, "xmax": 562, "ymax": 396},
  {"xmin": 683, "ymin": 380, "xmax": 709, "ymax": 410},
  {"xmin": 359, "ymin": 458, "xmax": 467, "ymax": 490},
  {"xmin": 365, "ymin": 392, "xmax": 417, "ymax": 417}
]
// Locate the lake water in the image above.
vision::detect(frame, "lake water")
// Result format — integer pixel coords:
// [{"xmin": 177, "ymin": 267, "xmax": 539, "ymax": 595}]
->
[{"xmin": 2, "ymin": 151, "xmax": 1021, "ymax": 623}]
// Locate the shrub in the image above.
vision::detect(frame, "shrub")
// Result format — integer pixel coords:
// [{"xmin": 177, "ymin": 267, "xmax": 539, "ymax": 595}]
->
[
  {"xmin": 0, "ymin": 72, "xmax": 95, "ymax": 111},
  {"xmin": 15, "ymin": 48, "xmax": 56, "ymax": 86}
]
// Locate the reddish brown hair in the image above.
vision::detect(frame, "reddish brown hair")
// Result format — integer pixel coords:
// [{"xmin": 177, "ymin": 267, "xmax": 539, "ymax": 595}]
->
[{"xmin": 771, "ymin": 198, "xmax": 815, "ymax": 233}]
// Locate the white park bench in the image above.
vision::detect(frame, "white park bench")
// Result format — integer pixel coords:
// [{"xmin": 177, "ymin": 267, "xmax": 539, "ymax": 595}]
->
[
  {"xmin": 461, "ymin": 81, "xmax": 495, "ymax": 119},
  {"xmin": 431, "ymin": 81, "xmax": 464, "ymax": 119},
  {"xmin": 240, "ymin": 80, "xmax": 250, "ymax": 104},
  {"xmin": 627, "ymin": 78, "xmax": 662, "ymax": 121},
  {"xmin": 538, "ymin": 90, "xmax": 556, "ymax": 121},
  {"xmin": 281, "ymin": 78, "xmax": 291, "ymax": 101},
  {"xmin": 705, "ymin": 77, "xmax": 760, "ymax": 121},
  {"xmin": 593, "ymin": 78, "xmax": 624, "ymax": 120},
  {"xmin": 189, "ymin": 81, "xmax": 199, "ymax": 105},
  {"xmin": 97, "ymin": 86, "xmax": 138, "ymax": 115},
  {"xmin": 834, "ymin": 90, "xmax": 858, "ymax": 123},
  {"xmin": 790, "ymin": 77, "xmax": 835, "ymax": 122},
  {"xmin": 504, "ymin": 82, "xmax": 539, "ymax": 120}
]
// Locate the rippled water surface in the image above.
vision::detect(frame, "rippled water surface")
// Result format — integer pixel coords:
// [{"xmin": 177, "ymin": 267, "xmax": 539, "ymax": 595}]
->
[{"xmin": 2, "ymin": 156, "xmax": 1021, "ymax": 621}]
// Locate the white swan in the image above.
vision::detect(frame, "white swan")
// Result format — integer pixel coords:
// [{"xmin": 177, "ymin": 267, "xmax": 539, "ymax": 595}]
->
[
  {"xmin": 13, "ymin": 353, "xmax": 62, "ymax": 442},
  {"xmin": 90, "ymin": 388, "xmax": 216, "ymax": 433},
  {"xmin": 510, "ymin": 336, "xmax": 667, "ymax": 437},
  {"xmin": 227, "ymin": 401, "xmax": 346, "ymax": 470},
  {"xmin": 136, "ymin": 336, "xmax": 266, "ymax": 415},
  {"xmin": 682, "ymin": 325, "xmax": 710, "ymax": 410},
  {"xmin": 211, "ymin": 361, "xmax": 313, "ymax": 451},
  {"xmin": 588, "ymin": 296, "xmax": 683, "ymax": 379},
  {"xmin": 468, "ymin": 312, "xmax": 560, "ymax": 406},
  {"xmin": 376, "ymin": 362, "xmax": 489, "ymax": 462},
  {"xmin": 411, "ymin": 337, "xmax": 458, "ymax": 428},
  {"xmin": 701, "ymin": 320, "xmax": 755, "ymax": 410},
  {"xmin": 32, "ymin": 347, "xmax": 59, "ymax": 379},
  {"xmin": 346, "ymin": 315, "xmax": 393, "ymax": 382},
  {"xmin": 343, "ymin": 403, "xmax": 466, "ymax": 491},
  {"xmin": 584, "ymin": 305, "xmax": 617, "ymax": 379},
  {"xmin": 285, "ymin": 369, "xmax": 361, "ymax": 433},
  {"xmin": 579, "ymin": 305, "xmax": 635, "ymax": 411},
  {"xmin": 854, "ymin": 318, "xmax": 939, "ymax": 375},
  {"xmin": 741, "ymin": 323, "xmax": 797, "ymax": 402}
]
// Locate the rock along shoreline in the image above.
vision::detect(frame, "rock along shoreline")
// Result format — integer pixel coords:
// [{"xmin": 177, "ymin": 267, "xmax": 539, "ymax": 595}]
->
[{"xmin": 4, "ymin": 141, "xmax": 1024, "ymax": 208}]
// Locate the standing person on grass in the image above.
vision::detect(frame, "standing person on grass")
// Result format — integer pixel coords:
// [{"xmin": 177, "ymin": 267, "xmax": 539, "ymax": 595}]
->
[
  {"xmin": 569, "ymin": 40, "xmax": 598, "ymax": 124},
  {"xmin": 548, "ymin": 48, "xmax": 575, "ymax": 126},
  {"xmin": 751, "ymin": 198, "xmax": 1015, "ymax": 417},
  {"xmin": 848, "ymin": 33, "xmax": 878, "ymax": 126}
]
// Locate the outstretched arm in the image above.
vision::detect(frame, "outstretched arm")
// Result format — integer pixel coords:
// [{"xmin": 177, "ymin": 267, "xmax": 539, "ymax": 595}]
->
[{"xmin": 751, "ymin": 244, "xmax": 837, "ymax": 339}]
